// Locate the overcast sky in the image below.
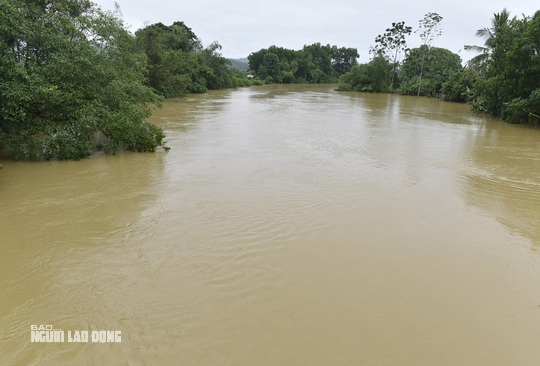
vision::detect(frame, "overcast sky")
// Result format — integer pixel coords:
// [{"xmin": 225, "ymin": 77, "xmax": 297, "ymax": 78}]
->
[{"xmin": 94, "ymin": 0, "xmax": 538, "ymax": 63}]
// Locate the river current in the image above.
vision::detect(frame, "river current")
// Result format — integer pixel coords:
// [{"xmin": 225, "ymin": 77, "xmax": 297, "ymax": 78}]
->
[{"xmin": 1, "ymin": 85, "xmax": 539, "ymax": 365}]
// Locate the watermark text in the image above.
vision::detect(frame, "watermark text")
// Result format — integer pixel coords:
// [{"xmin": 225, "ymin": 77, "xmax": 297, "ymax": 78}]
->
[{"xmin": 30, "ymin": 325, "xmax": 121, "ymax": 343}]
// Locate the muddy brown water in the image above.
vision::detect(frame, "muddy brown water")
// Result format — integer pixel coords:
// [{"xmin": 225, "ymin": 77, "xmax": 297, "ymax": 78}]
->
[{"xmin": 1, "ymin": 85, "xmax": 540, "ymax": 365}]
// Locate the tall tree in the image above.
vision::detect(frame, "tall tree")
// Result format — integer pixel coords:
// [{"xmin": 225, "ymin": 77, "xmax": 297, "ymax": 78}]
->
[
  {"xmin": 371, "ymin": 21, "xmax": 413, "ymax": 91},
  {"xmin": 415, "ymin": 12, "xmax": 443, "ymax": 96}
]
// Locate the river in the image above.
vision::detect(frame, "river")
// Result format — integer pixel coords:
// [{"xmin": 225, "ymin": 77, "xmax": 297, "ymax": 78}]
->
[{"xmin": 1, "ymin": 85, "xmax": 539, "ymax": 365}]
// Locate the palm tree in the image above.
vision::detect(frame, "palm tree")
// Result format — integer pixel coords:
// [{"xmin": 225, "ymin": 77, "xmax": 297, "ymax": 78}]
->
[{"xmin": 464, "ymin": 9, "xmax": 512, "ymax": 71}]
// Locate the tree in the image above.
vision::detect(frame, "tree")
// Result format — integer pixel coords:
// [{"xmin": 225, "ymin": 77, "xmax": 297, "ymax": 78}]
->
[
  {"xmin": 336, "ymin": 56, "xmax": 392, "ymax": 93},
  {"xmin": 371, "ymin": 21, "xmax": 413, "ymax": 91},
  {"xmin": 0, "ymin": 0, "xmax": 165, "ymax": 160},
  {"xmin": 464, "ymin": 9, "xmax": 512, "ymax": 72},
  {"xmin": 472, "ymin": 10, "xmax": 540, "ymax": 123},
  {"xmin": 168, "ymin": 21, "xmax": 202, "ymax": 52},
  {"xmin": 248, "ymin": 49, "xmax": 266, "ymax": 74},
  {"xmin": 302, "ymin": 43, "xmax": 335, "ymax": 82},
  {"xmin": 415, "ymin": 13, "xmax": 443, "ymax": 96},
  {"xmin": 400, "ymin": 46, "xmax": 462, "ymax": 96},
  {"xmin": 262, "ymin": 52, "xmax": 281, "ymax": 82},
  {"xmin": 135, "ymin": 23, "xmax": 190, "ymax": 96},
  {"xmin": 331, "ymin": 46, "xmax": 359, "ymax": 75}
]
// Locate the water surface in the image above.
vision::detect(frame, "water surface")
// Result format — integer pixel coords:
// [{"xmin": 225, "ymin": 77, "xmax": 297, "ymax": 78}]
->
[{"xmin": 1, "ymin": 85, "xmax": 540, "ymax": 365}]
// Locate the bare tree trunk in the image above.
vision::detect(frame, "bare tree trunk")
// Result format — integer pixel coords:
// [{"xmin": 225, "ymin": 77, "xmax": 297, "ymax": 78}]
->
[{"xmin": 417, "ymin": 52, "xmax": 427, "ymax": 97}]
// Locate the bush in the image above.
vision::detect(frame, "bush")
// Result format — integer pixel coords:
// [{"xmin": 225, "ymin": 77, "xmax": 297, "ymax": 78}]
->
[
  {"xmin": 336, "ymin": 57, "xmax": 391, "ymax": 93},
  {"xmin": 502, "ymin": 89, "xmax": 540, "ymax": 123},
  {"xmin": 441, "ymin": 68, "xmax": 479, "ymax": 103},
  {"xmin": 336, "ymin": 83, "xmax": 352, "ymax": 91}
]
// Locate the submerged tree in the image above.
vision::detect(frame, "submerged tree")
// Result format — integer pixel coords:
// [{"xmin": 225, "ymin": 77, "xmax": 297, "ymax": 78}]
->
[
  {"xmin": 400, "ymin": 46, "xmax": 461, "ymax": 97},
  {"xmin": 336, "ymin": 56, "xmax": 392, "ymax": 92},
  {"xmin": 371, "ymin": 21, "xmax": 413, "ymax": 91}
]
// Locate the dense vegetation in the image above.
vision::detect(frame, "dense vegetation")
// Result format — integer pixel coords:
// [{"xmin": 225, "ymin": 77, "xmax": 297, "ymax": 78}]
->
[
  {"xmin": 400, "ymin": 46, "xmax": 462, "ymax": 97},
  {"xmin": 247, "ymin": 44, "xmax": 359, "ymax": 84},
  {"xmin": 336, "ymin": 9, "xmax": 540, "ymax": 124},
  {"xmin": 134, "ymin": 22, "xmax": 252, "ymax": 97},
  {"xmin": 336, "ymin": 56, "xmax": 392, "ymax": 93},
  {"xmin": 0, "ymin": 0, "xmax": 165, "ymax": 160},
  {"xmin": 471, "ymin": 10, "xmax": 540, "ymax": 123}
]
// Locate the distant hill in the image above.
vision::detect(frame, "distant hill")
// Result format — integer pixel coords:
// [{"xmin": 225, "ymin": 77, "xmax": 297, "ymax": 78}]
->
[{"xmin": 228, "ymin": 58, "xmax": 249, "ymax": 71}]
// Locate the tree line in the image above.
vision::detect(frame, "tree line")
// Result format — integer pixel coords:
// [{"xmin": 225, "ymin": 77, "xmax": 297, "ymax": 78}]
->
[
  {"xmin": 247, "ymin": 44, "xmax": 359, "ymax": 84},
  {"xmin": 247, "ymin": 9, "xmax": 539, "ymax": 124},
  {"xmin": 1, "ymin": 2, "xmax": 538, "ymax": 168},
  {"xmin": 335, "ymin": 10, "xmax": 540, "ymax": 125}
]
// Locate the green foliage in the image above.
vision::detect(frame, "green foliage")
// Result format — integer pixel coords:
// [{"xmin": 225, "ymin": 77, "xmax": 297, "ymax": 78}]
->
[
  {"xmin": 135, "ymin": 23, "xmax": 240, "ymax": 97},
  {"xmin": 336, "ymin": 56, "xmax": 392, "ymax": 92},
  {"xmin": 247, "ymin": 44, "xmax": 358, "ymax": 84},
  {"xmin": 331, "ymin": 46, "xmax": 361, "ymax": 75},
  {"xmin": 372, "ymin": 21, "xmax": 413, "ymax": 60},
  {"xmin": 371, "ymin": 21, "xmax": 413, "ymax": 90},
  {"xmin": 0, "ymin": 0, "xmax": 165, "ymax": 160},
  {"xmin": 227, "ymin": 68, "xmax": 253, "ymax": 87},
  {"xmin": 502, "ymin": 89, "xmax": 540, "ymax": 123},
  {"xmin": 472, "ymin": 10, "xmax": 540, "ymax": 123},
  {"xmin": 441, "ymin": 68, "xmax": 479, "ymax": 103},
  {"xmin": 400, "ymin": 46, "xmax": 462, "ymax": 96},
  {"xmin": 103, "ymin": 121, "xmax": 166, "ymax": 153},
  {"xmin": 262, "ymin": 52, "xmax": 281, "ymax": 81}
]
